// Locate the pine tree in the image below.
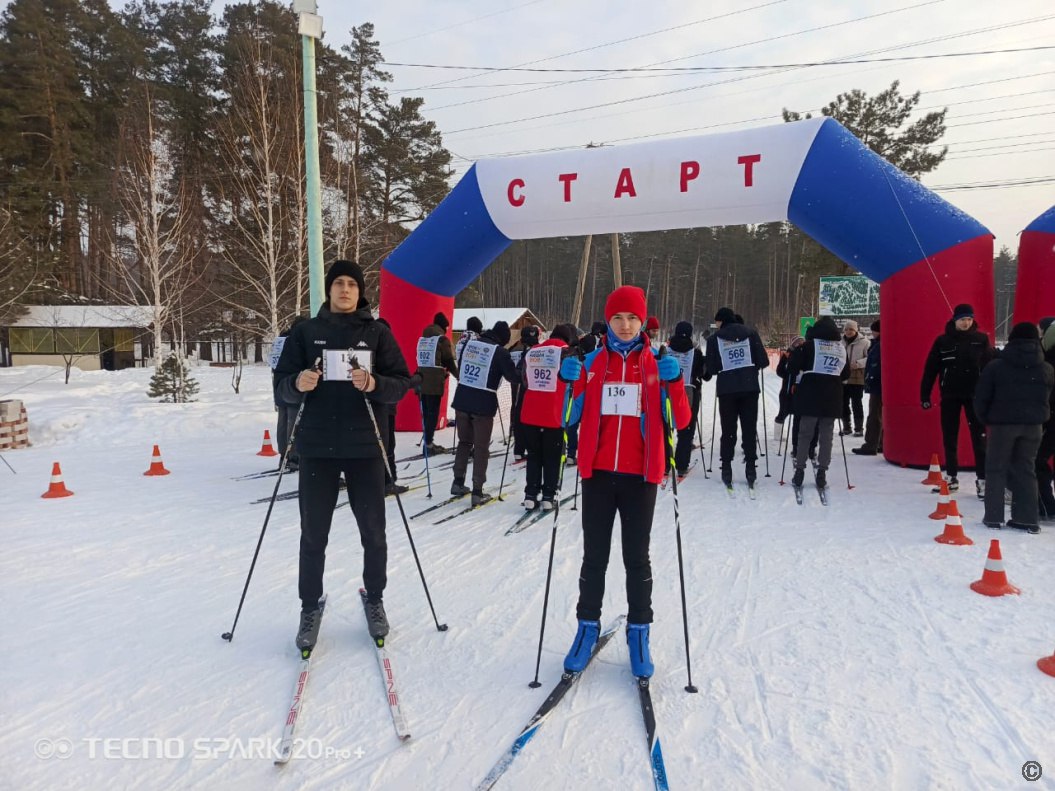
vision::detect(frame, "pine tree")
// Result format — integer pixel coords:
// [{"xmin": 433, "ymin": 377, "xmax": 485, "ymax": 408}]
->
[{"xmin": 148, "ymin": 353, "xmax": 199, "ymax": 403}]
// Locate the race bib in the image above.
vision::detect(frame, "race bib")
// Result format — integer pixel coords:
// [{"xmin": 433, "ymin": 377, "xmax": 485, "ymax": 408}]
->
[
  {"xmin": 717, "ymin": 337, "xmax": 752, "ymax": 372},
  {"xmin": 510, "ymin": 350, "xmax": 524, "ymax": 366},
  {"xmin": 416, "ymin": 336, "xmax": 439, "ymax": 368},
  {"xmin": 322, "ymin": 349, "xmax": 373, "ymax": 381},
  {"xmin": 459, "ymin": 340, "xmax": 497, "ymax": 391},
  {"xmin": 601, "ymin": 382, "xmax": 641, "ymax": 417},
  {"xmin": 668, "ymin": 348, "xmax": 694, "ymax": 384},
  {"xmin": 810, "ymin": 339, "xmax": 846, "ymax": 376},
  {"xmin": 269, "ymin": 336, "xmax": 287, "ymax": 370},
  {"xmin": 525, "ymin": 346, "xmax": 561, "ymax": 392}
]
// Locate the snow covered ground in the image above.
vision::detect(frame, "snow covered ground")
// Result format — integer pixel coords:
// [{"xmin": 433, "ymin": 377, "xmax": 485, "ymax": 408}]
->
[{"xmin": 2, "ymin": 362, "xmax": 1052, "ymax": 790}]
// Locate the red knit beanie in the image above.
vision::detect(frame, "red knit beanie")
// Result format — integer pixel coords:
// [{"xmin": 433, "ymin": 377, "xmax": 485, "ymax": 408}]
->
[
  {"xmin": 604, "ymin": 285, "xmax": 648, "ymax": 322},
  {"xmin": 645, "ymin": 316, "xmax": 660, "ymax": 331}
]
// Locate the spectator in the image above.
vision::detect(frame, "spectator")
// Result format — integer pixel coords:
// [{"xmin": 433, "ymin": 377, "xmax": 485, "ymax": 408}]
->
[
  {"xmin": 841, "ymin": 320, "xmax": 869, "ymax": 436},
  {"xmin": 1037, "ymin": 317, "xmax": 1055, "ymax": 521},
  {"xmin": 974, "ymin": 322, "xmax": 1053, "ymax": 533},
  {"xmin": 853, "ymin": 319, "xmax": 883, "ymax": 456}
]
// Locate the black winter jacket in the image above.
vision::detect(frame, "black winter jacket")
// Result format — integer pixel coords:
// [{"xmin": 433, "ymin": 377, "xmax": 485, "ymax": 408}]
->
[
  {"xmin": 416, "ymin": 323, "xmax": 458, "ymax": 396},
  {"xmin": 920, "ymin": 320, "xmax": 994, "ymax": 402},
  {"xmin": 864, "ymin": 337, "xmax": 881, "ymax": 395},
  {"xmin": 973, "ymin": 339, "xmax": 1053, "ymax": 426},
  {"xmin": 787, "ymin": 322, "xmax": 850, "ymax": 418},
  {"xmin": 451, "ymin": 330, "xmax": 520, "ymax": 417},
  {"xmin": 275, "ymin": 304, "xmax": 410, "ymax": 459},
  {"xmin": 666, "ymin": 336, "xmax": 705, "ymax": 390},
  {"xmin": 703, "ymin": 323, "xmax": 768, "ymax": 397}
]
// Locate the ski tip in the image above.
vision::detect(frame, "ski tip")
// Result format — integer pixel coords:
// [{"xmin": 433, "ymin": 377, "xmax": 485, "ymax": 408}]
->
[
  {"xmin": 300, "ymin": 648, "xmax": 312, "ymax": 659},
  {"xmin": 374, "ymin": 637, "xmax": 385, "ymax": 648}
]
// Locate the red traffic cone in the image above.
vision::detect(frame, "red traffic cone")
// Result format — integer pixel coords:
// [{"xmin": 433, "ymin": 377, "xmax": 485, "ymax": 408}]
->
[
  {"xmin": 41, "ymin": 462, "xmax": 74, "ymax": 498},
  {"xmin": 144, "ymin": 444, "xmax": 171, "ymax": 476},
  {"xmin": 1039, "ymin": 649, "xmax": 1055, "ymax": 678},
  {"xmin": 257, "ymin": 430, "xmax": 279, "ymax": 457},
  {"xmin": 970, "ymin": 539, "xmax": 1020, "ymax": 596},
  {"xmin": 921, "ymin": 453, "xmax": 944, "ymax": 486},
  {"xmin": 928, "ymin": 480, "xmax": 950, "ymax": 520},
  {"xmin": 934, "ymin": 500, "xmax": 973, "ymax": 546}
]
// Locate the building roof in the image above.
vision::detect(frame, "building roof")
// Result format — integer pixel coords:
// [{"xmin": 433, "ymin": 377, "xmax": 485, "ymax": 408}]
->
[
  {"xmin": 452, "ymin": 308, "xmax": 545, "ymax": 332},
  {"xmin": 9, "ymin": 305, "xmax": 155, "ymax": 329}
]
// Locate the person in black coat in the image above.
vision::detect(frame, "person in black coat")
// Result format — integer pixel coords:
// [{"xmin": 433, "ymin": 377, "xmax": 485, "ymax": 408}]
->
[
  {"xmin": 509, "ymin": 325, "xmax": 540, "ymax": 462},
  {"xmin": 775, "ymin": 335, "xmax": 805, "ymax": 425},
  {"xmin": 787, "ymin": 316, "xmax": 850, "ymax": 488},
  {"xmin": 275, "ymin": 260, "xmax": 411, "ymax": 650},
  {"xmin": 703, "ymin": 307, "xmax": 769, "ymax": 486},
  {"xmin": 1038, "ymin": 317, "xmax": 1055, "ymax": 521},
  {"xmin": 450, "ymin": 320, "xmax": 520, "ymax": 504},
  {"xmin": 667, "ymin": 321, "xmax": 706, "ymax": 474},
  {"xmin": 920, "ymin": 303, "xmax": 995, "ymax": 495},
  {"xmin": 272, "ymin": 316, "xmax": 307, "ymax": 471},
  {"xmin": 853, "ymin": 319, "xmax": 883, "ymax": 455},
  {"xmin": 974, "ymin": 322, "xmax": 1054, "ymax": 532}
]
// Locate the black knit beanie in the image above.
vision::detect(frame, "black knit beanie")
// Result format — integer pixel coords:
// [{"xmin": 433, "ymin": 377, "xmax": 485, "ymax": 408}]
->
[{"xmin": 324, "ymin": 260, "xmax": 366, "ymax": 300}]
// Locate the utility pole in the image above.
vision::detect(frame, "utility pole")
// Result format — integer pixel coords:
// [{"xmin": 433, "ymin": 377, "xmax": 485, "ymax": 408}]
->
[
  {"xmin": 571, "ymin": 235, "xmax": 593, "ymax": 329},
  {"xmin": 294, "ymin": 0, "xmax": 325, "ymax": 314},
  {"xmin": 611, "ymin": 233, "xmax": 622, "ymax": 288}
]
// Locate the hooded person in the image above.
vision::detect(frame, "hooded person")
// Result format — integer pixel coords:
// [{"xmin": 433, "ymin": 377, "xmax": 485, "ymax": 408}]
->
[
  {"xmin": 703, "ymin": 307, "xmax": 770, "ymax": 486},
  {"xmin": 920, "ymin": 302, "xmax": 995, "ymax": 496},
  {"xmin": 786, "ymin": 316, "xmax": 850, "ymax": 489},
  {"xmin": 509, "ymin": 325, "xmax": 541, "ymax": 462},
  {"xmin": 974, "ymin": 321, "xmax": 1054, "ymax": 532},
  {"xmin": 413, "ymin": 312, "xmax": 459, "ymax": 454},
  {"xmin": 557, "ymin": 285, "xmax": 691, "ymax": 679},
  {"xmin": 274, "ymin": 259, "xmax": 411, "ymax": 652},
  {"xmin": 666, "ymin": 320, "xmax": 706, "ymax": 475},
  {"xmin": 450, "ymin": 320, "xmax": 520, "ymax": 505}
]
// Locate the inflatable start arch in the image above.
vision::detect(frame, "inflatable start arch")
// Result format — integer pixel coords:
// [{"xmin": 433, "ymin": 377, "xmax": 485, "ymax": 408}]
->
[
  {"xmin": 1013, "ymin": 205, "xmax": 1055, "ymax": 326},
  {"xmin": 380, "ymin": 117, "xmax": 993, "ymax": 468}
]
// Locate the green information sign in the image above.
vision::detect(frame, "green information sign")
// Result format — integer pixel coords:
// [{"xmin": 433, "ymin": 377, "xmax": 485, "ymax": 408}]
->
[
  {"xmin": 799, "ymin": 316, "xmax": 816, "ymax": 338},
  {"xmin": 819, "ymin": 276, "xmax": 880, "ymax": 316}
]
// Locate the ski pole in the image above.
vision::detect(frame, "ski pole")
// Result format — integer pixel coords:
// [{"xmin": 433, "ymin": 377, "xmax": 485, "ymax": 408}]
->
[
  {"xmin": 530, "ymin": 384, "xmax": 574, "ymax": 688},
  {"xmin": 570, "ymin": 467, "xmax": 580, "ymax": 511},
  {"xmin": 497, "ymin": 395, "xmax": 508, "ymax": 445},
  {"xmin": 0, "ymin": 451, "xmax": 15, "ymax": 474},
  {"xmin": 707, "ymin": 391, "xmax": 717, "ymax": 473},
  {"xmin": 760, "ymin": 370, "xmax": 771, "ymax": 477},
  {"xmin": 353, "ymin": 360, "xmax": 448, "ymax": 632},
  {"xmin": 419, "ymin": 394, "xmax": 433, "ymax": 499},
  {"xmin": 779, "ymin": 415, "xmax": 793, "ymax": 486},
  {"xmin": 838, "ymin": 428, "xmax": 855, "ymax": 490},
  {"xmin": 662, "ymin": 390, "xmax": 698, "ymax": 694},
  {"xmin": 496, "ymin": 413, "xmax": 514, "ymax": 502},
  {"xmin": 222, "ymin": 358, "xmax": 319, "ymax": 643},
  {"xmin": 695, "ymin": 387, "xmax": 709, "ymax": 479}
]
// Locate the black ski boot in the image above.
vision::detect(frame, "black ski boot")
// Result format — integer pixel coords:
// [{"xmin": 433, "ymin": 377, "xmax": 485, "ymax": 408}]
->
[
  {"xmin": 364, "ymin": 597, "xmax": 390, "ymax": 640},
  {"xmin": 471, "ymin": 489, "xmax": 493, "ymax": 507},
  {"xmin": 296, "ymin": 605, "xmax": 323, "ymax": 652},
  {"xmin": 745, "ymin": 463, "xmax": 757, "ymax": 486},
  {"xmin": 721, "ymin": 463, "xmax": 733, "ymax": 487},
  {"xmin": 792, "ymin": 468, "xmax": 804, "ymax": 488},
  {"xmin": 815, "ymin": 468, "xmax": 827, "ymax": 489},
  {"xmin": 450, "ymin": 478, "xmax": 471, "ymax": 497}
]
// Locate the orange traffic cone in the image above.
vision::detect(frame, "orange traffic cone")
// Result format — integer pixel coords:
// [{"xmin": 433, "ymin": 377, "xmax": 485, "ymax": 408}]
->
[
  {"xmin": 970, "ymin": 539, "xmax": 1020, "ymax": 596},
  {"xmin": 41, "ymin": 462, "xmax": 73, "ymax": 498},
  {"xmin": 929, "ymin": 480, "xmax": 950, "ymax": 520},
  {"xmin": 1039, "ymin": 649, "xmax": 1055, "ymax": 678},
  {"xmin": 934, "ymin": 500, "xmax": 973, "ymax": 545},
  {"xmin": 144, "ymin": 444, "xmax": 171, "ymax": 476},
  {"xmin": 921, "ymin": 453, "xmax": 944, "ymax": 486},
  {"xmin": 257, "ymin": 430, "xmax": 279, "ymax": 457}
]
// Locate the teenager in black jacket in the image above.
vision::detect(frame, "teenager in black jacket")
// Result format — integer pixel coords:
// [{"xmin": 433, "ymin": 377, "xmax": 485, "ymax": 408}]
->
[
  {"xmin": 920, "ymin": 303, "xmax": 994, "ymax": 496},
  {"xmin": 974, "ymin": 322, "xmax": 1054, "ymax": 532},
  {"xmin": 667, "ymin": 321, "xmax": 706, "ymax": 474},
  {"xmin": 275, "ymin": 260, "xmax": 410, "ymax": 651}
]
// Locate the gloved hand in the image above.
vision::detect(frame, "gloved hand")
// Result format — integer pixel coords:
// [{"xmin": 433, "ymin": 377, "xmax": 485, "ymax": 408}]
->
[
  {"xmin": 921, "ymin": 400, "xmax": 932, "ymax": 410},
  {"xmin": 656, "ymin": 355, "xmax": 681, "ymax": 382},
  {"xmin": 560, "ymin": 356, "xmax": 583, "ymax": 382},
  {"xmin": 409, "ymin": 373, "xmax": 423, "ymax": 395}
]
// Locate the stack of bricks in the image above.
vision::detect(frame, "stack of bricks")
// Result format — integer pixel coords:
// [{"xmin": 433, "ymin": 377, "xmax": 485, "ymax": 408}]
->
[{"xmin": 0, "ymin": 400, "xmax": 30, "ymax": 450}]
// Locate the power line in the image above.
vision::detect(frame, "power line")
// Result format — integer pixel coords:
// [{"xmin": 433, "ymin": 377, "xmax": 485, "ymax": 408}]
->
[{"xmin": 383, "ymin": 0, "xmax": 548, "ymax": 49}]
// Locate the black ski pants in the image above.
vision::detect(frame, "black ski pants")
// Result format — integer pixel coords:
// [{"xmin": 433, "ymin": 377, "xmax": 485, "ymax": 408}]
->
[
  {"xmin": 576, "ymin": 471, "xmax": 657, "ymax": 624},
  {"xmin": 1034, "ymin": 420, "xmax": 1055, "ymax": 518},
  {"xmin": 276, "ymin": 404, "xmax": 300, "ymax": 464},
  {"xmin": 842, "ymin": 385, "xmax": 865, "ymax": 432},
  {"xmin": 453, "ymin": 410, "xmax": 494, "ymax": 490},
  {"xmin": 298, "ymin": 456, "xmax": 387, "ymax": 610},
  {"xmin": 984, "ymin": 424, "xmax": 1042, "ymax": 526},
  {"xmin": 674, "ymin": 386, "xmax": 701, "ymax": 473},
  {"xmin": 421, "ymin": 394, "xmax": 441, "ymax": 445},
  {"xmin": 523, "ymin": 425, "xmax": 564, "ymax": 500},
  {"xmin": 940, "ymin": 396, "xmax": 986, "ymax": 479},
  {"xmin": 718, "ymin": 392, "xmax": 759, "ymax": 467}
]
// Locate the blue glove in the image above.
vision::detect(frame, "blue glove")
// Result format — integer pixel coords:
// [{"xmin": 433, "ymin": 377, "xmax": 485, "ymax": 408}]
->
[
  {"xmin": 657, "ymin": 355, "xmax": 681, "ymax": 382},
  {"xmin": 560, "ymin": 356, "xmax": 583, "ymax": 382}
]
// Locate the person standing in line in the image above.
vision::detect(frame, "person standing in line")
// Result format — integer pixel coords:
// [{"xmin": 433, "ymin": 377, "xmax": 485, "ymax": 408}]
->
[
  {"xmin": 853, "ymin": 319, "xmax": 883, "ymax": 456},
  {"xmin": 974, "ymin": 322, "xmax": 1053, "ymax": 533},
  {"xmin": 518, "ymin": 324, "xmax": 576, "ymax": 510},
  {"xmin": 558, "ymin": 285, "xmax": 690, "ymax": 679},
  {"xmin": 450, "ymin": 320, "xmax": 520, "ymax": 506},
  {"xmin": 509, "ymin": 325, "xmax": 540, "ymax": 463},
  {"xmin": 414, "ymin": 312, "xmax": 459, "ymax": 455},
  {"xmin": 775, "ymin": 336, "xmax": 805, "ymax": 430},
  {"xmin": 703, "ymin": 307, "xmax": 769, "ymax": 487},
  {"xmin": 1037, "ymin": 317, "xmax": 1055, "ymax": 521},
  {"xmin": 274, "ymin": 260, "xmax": 410, "ymax": 650},
  {"xmin": 787, "ymin": 317, "xmax": 850, "ymax": 489},
  {"xmin": 840, "ymin": 320, "xmax": 869, "ymax": 437},
  {"xmin": 272, "ymin": 316, "xmax": 307, "ymax": 472},
  {"xmin": 666, "ymin": 321, "xmax": 706, "ymax": 476},
  {"xmin": 375, "ymin": 317, "xmax": 407, "ymax": 496},
  {"xmin": 645, "ymin": 316, "xmax": 662, "ymax": 350},
  {"xmin": 920, "ymin": 303, "xmax": 994, "ymax": 496},
  {"xmin": 455, "ymin": 315, "xmax": 484, "ymax": 368}
]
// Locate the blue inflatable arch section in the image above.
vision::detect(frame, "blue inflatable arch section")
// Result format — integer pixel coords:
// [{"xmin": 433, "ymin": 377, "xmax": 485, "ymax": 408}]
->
[{"xmin": 381, "ymin": 118, "xmax": 993, "ymax": 467}]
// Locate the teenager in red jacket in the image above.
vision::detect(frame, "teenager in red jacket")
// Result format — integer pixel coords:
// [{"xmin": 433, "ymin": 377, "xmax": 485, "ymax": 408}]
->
[
  {"xmin": 518, "ymin": 324, "xmax": 577, "ymax": 510},
  {"xmin": 558, "ymin": 286, "xmax": 690, "ymax": 678}
]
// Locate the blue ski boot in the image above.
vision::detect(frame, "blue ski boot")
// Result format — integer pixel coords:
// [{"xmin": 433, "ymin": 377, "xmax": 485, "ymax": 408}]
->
[
  {"xmin": 627, "ymin": 623, "xmax": 654, "ymax": 678},
  {"xmin": 563, "ymin": 619, "xmax": 600, "ymax": 673}
]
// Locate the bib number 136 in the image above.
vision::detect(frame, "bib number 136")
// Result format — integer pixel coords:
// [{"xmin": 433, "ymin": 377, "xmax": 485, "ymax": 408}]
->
[{"xmin": 601, "ymin": 383, "xmax": 640, "ymax": 416}]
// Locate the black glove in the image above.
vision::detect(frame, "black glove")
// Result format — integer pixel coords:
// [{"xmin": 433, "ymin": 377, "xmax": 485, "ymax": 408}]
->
[
  {"xmin": 409, "ymin": 373, "xmax": 423, "ymax": 395},
  {"xmin": 921, "ymin": 400, "xmax": 931, "ymax": 410}
]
